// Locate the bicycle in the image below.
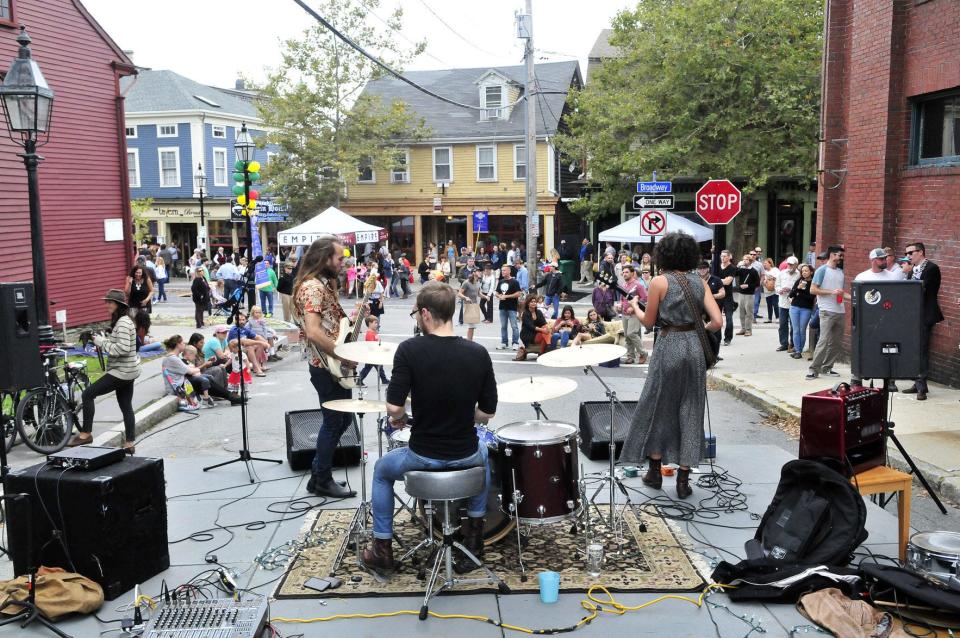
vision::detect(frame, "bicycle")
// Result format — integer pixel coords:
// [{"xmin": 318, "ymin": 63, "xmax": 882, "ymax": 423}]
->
[
  {"xmin": 14, "ymin": 348, "xmax": 90, "ymax": 454},
  {"xmin": 1, "ymin": 389, "xmax": 21, "ymax": 452}
]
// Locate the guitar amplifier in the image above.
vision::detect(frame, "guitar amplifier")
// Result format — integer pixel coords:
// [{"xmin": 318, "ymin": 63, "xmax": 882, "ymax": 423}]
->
[
  {"xmin": 799, "ymin": 385, "xmax": 886, "ymax": 476},
  {"xmin": 578, "ymin": 401, "xmax": 636, "ymax": 460},
  {"xmin": 284, "ymin": 409, "xmax": 361, "ymax": 471}
]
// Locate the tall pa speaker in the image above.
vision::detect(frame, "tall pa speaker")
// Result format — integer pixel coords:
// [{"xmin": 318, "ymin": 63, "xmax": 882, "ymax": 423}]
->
[
  {"xmin": 285, "ymin": 409, "xmax": 361, "ymax": 471},
  {"xmin": 0, "ymin": 282, "xmax": 43, "ymax": 391},
  {"xmin": 851, "ymin": 280, "xmax": 923, "ymax": 380},
  {"xmin": 578, "ymin": 401, "xmax": 636, "ymax": 460},
  {"xmin": 5, "ymin": 457, "xmax": 169, "ymax": 600}
]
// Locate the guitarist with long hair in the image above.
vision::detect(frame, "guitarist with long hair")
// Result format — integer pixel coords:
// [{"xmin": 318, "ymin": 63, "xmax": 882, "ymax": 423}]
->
[{"xmin": 292, "ymin": 235, "xmax": 359, "ymax": 498}]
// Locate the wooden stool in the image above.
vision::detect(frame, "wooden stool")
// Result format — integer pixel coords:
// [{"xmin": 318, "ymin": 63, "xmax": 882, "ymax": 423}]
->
[{"xmin": 850, "ymin": 466, "xmax": 912, "ymax": 561}]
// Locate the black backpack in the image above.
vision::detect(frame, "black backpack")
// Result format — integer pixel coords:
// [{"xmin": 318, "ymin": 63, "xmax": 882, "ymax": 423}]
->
[{"xmin": 747, "ymin": 459, "xmax": 868, "ymax": 566}]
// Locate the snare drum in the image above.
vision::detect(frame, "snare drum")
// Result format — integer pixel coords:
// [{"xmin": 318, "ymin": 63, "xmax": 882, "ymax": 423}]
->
[
  {"xmin": 906, "ymin": 531, "xmax": 960, "ymax": 590},
  {"xmin": 388, "ymin": 428, "xmax": 411, "ymax": 451},
  {"xmin": 496, "ymin": 421, "xmax": 580, "ymax": 524}
]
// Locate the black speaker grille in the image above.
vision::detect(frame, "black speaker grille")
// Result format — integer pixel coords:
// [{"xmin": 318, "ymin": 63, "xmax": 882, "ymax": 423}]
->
[
  {"xmin": 580, "ymin": 401, "xmax": 635, "ymax": 440},
  {"xmin": 285, "ymin": 409, "xmax": 360, "ymax": 470}
]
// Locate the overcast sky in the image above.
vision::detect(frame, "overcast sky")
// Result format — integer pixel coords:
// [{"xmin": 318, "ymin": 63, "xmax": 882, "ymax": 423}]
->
[{"xmin": 81, "ymin": 0, "xmax": 630, "ymax": 88}]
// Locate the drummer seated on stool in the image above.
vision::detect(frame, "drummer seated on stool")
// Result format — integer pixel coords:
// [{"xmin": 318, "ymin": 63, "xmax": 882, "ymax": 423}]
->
[{"xmin": 363, "ymin": 282, "xmax": 498, "ymax": 578}]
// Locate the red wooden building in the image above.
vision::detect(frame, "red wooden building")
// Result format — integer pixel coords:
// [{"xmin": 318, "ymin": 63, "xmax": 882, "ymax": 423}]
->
[
  {"xmin": 819, "ymin": 0, "xmax": 960, "ymax": 385},
  {"xmin": 0, "ymin": 0, "xmax": 135, "ymax": 328}
]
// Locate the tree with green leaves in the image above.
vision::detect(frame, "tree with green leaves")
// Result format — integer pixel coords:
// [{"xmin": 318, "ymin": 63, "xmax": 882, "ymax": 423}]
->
[
  {"xmin": 557, "ymin": 0, "xmax": 822, "ymax": 227},
  {"xmin": 255, "ymin": 0, "xmax": 428, "ymax": 220},
  {"xmin": 130, "ymin": 197, "xmax": 154, "ymax": 244}
]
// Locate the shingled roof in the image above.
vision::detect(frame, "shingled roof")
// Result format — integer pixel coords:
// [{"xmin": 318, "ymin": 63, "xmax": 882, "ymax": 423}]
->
[
  {"xmin": 361, "ymin": 60, "xmax": 581, "ymax": 141},
  {"xmin": 121, "ymin": 69, "xmax": 261, "ymax": 119}
]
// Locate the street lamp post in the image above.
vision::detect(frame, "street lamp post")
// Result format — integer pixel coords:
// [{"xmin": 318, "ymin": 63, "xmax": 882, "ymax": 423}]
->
[
  {"xmin": 0, "ymin": 28, "xmax": 55, "ymax": 344},
  {"xmin": 194, "ymin": 162, "xmax": 207, "ymax": 253},
  {"xmin": 234, "ymin": 122, "xmax": 257, "ymax": 309}
]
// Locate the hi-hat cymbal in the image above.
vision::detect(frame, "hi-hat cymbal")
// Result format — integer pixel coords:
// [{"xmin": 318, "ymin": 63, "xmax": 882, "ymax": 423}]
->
[
  {"xmin": 322, "ymin": 399, "xmax": 387, "ymax": 414},
  {"xmin": 334, "ymin": 340, "xmax": 399, "ymax": 366},
  {"xmin": 497, "ymin": 376, "xmax": 578, "ymax": 403},
  {"xmin": 536, "ymin": 343, "xmax": 627, "ymax": 368}
]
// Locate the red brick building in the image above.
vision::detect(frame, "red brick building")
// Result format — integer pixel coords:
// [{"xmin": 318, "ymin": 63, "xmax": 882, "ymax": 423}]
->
[
  {"xmin": 0, "ymin": 1, "xmax": 135, "ymax": 327},
  {"xmin": 818, "ymin": 0, "xmax": 960, "ymax": 385}
]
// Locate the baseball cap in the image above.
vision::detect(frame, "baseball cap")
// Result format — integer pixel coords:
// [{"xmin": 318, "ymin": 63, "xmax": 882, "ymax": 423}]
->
[
  {"xmin": 869, "ymin": 248, "xmax": 886, "ymax": 259},
  {"xmin": 786, "ymin": 256, "xmax": 799, "ymax": 265},
  {"xmin": 897, "ymin": 256, "xmax": 910, "ymax": 264},
  {"xmin": 214, "ymin": 324, "xmax": 229, "ymax": 334},
  {"xmin": 543, "ymin": 265, "xmax": 553, "ymax": 272}
]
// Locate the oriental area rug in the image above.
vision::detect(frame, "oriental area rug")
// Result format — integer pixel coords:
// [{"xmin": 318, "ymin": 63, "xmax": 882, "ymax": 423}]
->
[{"xmin": 275, "ymin": 505, "xmax": 707, "ymax": 598}]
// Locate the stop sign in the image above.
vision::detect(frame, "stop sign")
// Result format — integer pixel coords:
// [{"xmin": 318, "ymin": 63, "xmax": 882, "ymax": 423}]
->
[{"xmin": 695, "ymin": 179, "xmax": 742, "ymax": 225}]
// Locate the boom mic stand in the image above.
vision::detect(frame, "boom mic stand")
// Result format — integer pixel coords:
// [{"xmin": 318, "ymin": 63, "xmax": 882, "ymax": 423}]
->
[{"xmin": 204, "ymin": 263, "xmax": 281, "ymax": 482}]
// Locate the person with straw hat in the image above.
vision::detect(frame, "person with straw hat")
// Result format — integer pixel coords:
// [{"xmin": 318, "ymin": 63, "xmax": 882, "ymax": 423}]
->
[{"xmin": 68, "ymin": 289, "xmax": 142, "ymax": 454}]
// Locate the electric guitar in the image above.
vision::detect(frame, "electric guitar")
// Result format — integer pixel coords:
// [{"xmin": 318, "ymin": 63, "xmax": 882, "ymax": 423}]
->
[
  {"xmin": 595, "ymin": 270, "xmax": 647, "ymax": 311},
  {"xmin": 321, "ymin": 274, "xmax": 379, "ymax": 389}
]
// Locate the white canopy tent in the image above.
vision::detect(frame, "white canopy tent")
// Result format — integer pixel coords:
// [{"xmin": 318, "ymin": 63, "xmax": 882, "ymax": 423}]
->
[
  {"xmin": 277, "ymin": 206, "xmax": 387, "ymax": 247},
  {"xmin": 598, "ymin": 211, "xmax": 714, "ymax": 243}
]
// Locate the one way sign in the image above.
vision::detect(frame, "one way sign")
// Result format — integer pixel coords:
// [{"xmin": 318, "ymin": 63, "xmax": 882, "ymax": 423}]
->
[{"xmin": 633, "ymin": 194, "xmax": 674, "ymax": 210}]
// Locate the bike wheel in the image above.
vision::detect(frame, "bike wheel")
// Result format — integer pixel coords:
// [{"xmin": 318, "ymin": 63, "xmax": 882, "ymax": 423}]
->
[
  {"xmin": 1, "ymin": 390, "xmax": 17, "ymax": 452},
  {"xmin": 69, "ymin": 373, "xmax": 89, "ymax": 428},
  {"xmin": 15, "ymin": 387, "xmax": 72, "ymax": 454}
]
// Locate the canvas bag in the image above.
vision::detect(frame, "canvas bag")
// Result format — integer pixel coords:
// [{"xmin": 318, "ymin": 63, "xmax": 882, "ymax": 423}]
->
[
  {"xmin": 463, "ymin": 301, "xmax": 482, "ymax": 324},
  {"xmin": 0, "ymin": 567, "xmax": 103, "ymax": 621}
]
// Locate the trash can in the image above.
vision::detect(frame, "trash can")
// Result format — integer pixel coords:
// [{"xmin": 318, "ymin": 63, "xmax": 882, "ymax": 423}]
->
[{"xmin": 559, "ymin": 259, "xmax": 576, "ymax": 291}]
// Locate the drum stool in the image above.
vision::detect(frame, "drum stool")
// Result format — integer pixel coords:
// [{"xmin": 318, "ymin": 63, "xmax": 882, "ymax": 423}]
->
[{"xmin": 403, "ymin": 467, "xmax": 510, "ymax": 620}]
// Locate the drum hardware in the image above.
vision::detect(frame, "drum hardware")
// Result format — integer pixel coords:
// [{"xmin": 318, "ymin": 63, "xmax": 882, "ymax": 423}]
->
[
  {"xmin": 531, "ymin": 401, "xmax": 549, "ymax": 420},
  {"xmin": 510, "ymin": 466, "xmax": 528, "ymax": 582},
  {"xmin": 906, "ymin": 531, "xmax": 960, "ymax": 592}
]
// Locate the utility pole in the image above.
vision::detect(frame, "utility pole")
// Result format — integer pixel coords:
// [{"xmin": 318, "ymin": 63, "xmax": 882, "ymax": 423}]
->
[{"xmin": 519, "ymin": 2, "xmax": 537, "ymax": 286}]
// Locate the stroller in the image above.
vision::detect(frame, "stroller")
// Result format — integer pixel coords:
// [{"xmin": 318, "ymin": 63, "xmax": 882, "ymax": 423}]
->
[{"xmin": 211, "ymin": 284, "xmax": 239, "ymax": 317}]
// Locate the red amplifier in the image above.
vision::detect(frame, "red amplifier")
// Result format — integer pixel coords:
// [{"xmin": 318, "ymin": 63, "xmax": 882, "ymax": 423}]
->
[{"xmin": 799, "ymin": 384, "xmax": 886, "ymax": 476}]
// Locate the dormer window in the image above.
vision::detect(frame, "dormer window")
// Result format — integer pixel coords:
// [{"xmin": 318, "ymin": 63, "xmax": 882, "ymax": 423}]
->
[{"xmin": 482, "ymin": 85, "xmax": 503, "ymax": 120}]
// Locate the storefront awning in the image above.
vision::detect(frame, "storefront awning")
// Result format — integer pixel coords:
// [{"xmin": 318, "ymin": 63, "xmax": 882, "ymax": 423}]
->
[{"xmin": 277, "ymin": 206, "xmax": 388, "ymax": 246}]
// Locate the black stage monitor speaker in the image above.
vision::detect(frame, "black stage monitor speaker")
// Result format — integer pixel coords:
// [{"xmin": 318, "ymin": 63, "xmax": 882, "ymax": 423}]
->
[
  {"xmin": 5, "ymin": 456, "xmax": 168, "ymax": 600},
  {"xmin": 0, "ymin": 282, "xmax": 44, "ymax": 391},
  {"xmin": 578, "ymin": 401, "xmax": 636, "ymax": 461},
  {"xmin": 285, "ymin": 409, "xmax": 362, "ymax": 471},
  {"xmin": 851, "ymin": 280, "xmax": 923, "ymax": 381}
]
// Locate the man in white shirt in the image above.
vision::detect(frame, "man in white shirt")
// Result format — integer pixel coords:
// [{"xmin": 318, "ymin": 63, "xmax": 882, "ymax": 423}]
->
[
  {"xmin": 882, "ymin": 247, "xmax": 906, "ymax": 279},
  {"xmin": 806, "ymin": 246, "xmax": 850, "ymax": 380},
  {"xmin": 856, "ymin": 248, "xmax": 905, "ymax": 282},
  {"xmin": 775, "ymin": 256, "xmax": 801, "ymax": 351}
]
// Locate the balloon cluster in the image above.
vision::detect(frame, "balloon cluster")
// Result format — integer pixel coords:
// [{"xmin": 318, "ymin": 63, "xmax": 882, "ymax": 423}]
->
[{"xmin": 231, "ymin": 159, "xmax": 262, "ymax": 216}]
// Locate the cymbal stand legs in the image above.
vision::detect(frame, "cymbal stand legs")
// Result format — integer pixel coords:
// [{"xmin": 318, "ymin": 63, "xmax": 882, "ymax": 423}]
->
[
  {"xmin": 509, "ymin": 467, "xmax": 528, "ymax": 582},
  {"xmin": 582, "ymin": 365, "xmax": 629, "ymax": 542}
]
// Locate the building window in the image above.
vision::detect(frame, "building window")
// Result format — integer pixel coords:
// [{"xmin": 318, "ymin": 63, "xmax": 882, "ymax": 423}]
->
[
  {"xmin": 433, "ymin": 146, "xmax": 452, "ymax": 182},
  {"xmin": 213, "ymin": 148, "xmax": 227, "ymax": 186},
  {"xmin": 0, "ymin": 0, "xmax": 14, "ymax": 25},
  {"xmin": 514, "ymin": 144, "xmax": 526, "ymax": 180},
  {"xmin": 125, "ymin": 125, "xmax": 137, "ymax": 138},
  {"xmin": 476, "ymin": 144, "xmax": 497, "ymax": 181},
  {"xmin": 158, "ymin": 148, "xmax": 180, "ymax": 187},
  {"xmin": 913, "ymin": 91, "xmax": 960, "ymax": 165},
  {"xmin": 391, "ymin": 150, "xmax": 410, "ymax": 183},
  {"xmin": 127, "ymin": 149, "xmax": 140, "ymax": 187},
  {"xmin": 358, "ymin": 157, "xmax": 375, "ymax": 183},
  {"xmin": 212, "ymin": 125, "xmax": 226, "ymax": 139},
  {"xmin": 267, "ymin": 151, "xmax": 277, "ymax": 165},
  {"xmin": 482, "ymin": 85, "xmax": 503, "ymax": 120},
  {"xmin": 158, "ymin": 124, "xmax": 178, "ymax": 137}
]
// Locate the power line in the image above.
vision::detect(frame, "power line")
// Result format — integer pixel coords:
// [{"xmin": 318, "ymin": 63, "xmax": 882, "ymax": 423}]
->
[
  {"xmin": 350, "ymin": 0, "xmax": 450, "ymax": 67},
  {"xmin": 415, "ymin": 0, "xmax": 500, "ymax": 58}
]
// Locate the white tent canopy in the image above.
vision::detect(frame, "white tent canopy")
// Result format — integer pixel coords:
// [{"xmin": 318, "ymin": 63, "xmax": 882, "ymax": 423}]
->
[
  {"xmin": 277, "ymin": 206, "xmax": 387, "ymax": 247},
  {"xmin": 598, "ymin": 211, "xmax": 714, "ymax": 243}
]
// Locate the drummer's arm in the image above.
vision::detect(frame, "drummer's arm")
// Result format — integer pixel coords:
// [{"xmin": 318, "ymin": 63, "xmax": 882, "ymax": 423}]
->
[
  {"xmin": 475, "ymin": 354, "xmax": 497, "ymax": 424},
  {"xmin": 386, "ymin": 349, "xmax": 410, "ymax": 424}
]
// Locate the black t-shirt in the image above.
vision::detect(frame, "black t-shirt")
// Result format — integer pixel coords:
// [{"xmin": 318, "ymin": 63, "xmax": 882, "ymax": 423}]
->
[
  {"xmin": 497, "ymin": 277, "xmax": 522, "ymax": 311},
  {"xmin": 704, "ymin": 274, "xmax": 724, "ymax": 297},
  {"xmin": 717, "ymin": 264, "xmax": 737, "ymax": 298},
  {"xmin": 386, "ymin": 335, "xmax": 497, "ymax": 460},
  {"xmin": 736, "ymin": 266, "xmax": 760, "ymax": 295}
]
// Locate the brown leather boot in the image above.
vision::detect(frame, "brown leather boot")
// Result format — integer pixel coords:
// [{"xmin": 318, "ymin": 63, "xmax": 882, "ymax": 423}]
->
[
  {"xmin": 676, "ymin": 468, "xmax": 693, "ymax": 500},
  {"xmin": 513, "ymin": 347, "xmax": 528, "ymax": 361},
  {"xmin": 361, "ymin": 537, "xmax": 394, "ymax": 577},
  {"xmin": 641, "ymin": 457, "xmax": 662, "ymax": 489},
  {"xmin": 454, "ymin": 516, "xmax": 484, "ymax": 574}
]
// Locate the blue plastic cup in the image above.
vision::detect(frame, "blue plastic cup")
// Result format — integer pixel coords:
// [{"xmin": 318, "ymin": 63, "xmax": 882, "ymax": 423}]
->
[{"xmin": 538, "ymin": 571, "xmax": 560, "ymax": 604}]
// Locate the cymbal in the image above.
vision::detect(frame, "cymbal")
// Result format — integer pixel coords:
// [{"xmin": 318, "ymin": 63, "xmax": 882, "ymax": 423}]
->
[
  {"xmin": 334, "ymin": 340, "xmax": 399, "ymax": 366},
  {"xmin": 497, "ymin": 376, "xmax": 578, "ymax": 403},
  {"xmin": 536, "ymin": 343, "xmax": 627, "ymax": 368},
  {"xmin": 322, "ymin": 398, "xmax": 387, "ymax": 414}
]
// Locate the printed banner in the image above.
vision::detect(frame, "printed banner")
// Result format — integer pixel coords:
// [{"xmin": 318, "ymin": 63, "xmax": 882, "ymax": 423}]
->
[{"xmin": 251, "ymin": 214, "xmax": 270, "ymax": 290}]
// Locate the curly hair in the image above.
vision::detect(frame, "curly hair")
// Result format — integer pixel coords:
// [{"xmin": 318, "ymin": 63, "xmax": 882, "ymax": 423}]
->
[{"xmin": 654, "ymin": 232, "xmax": 701, "ymax": 272}]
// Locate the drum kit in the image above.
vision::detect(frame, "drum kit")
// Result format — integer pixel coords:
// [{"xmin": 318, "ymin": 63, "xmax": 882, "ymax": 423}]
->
[{"xmin": 322, "ymin": 338, "xmax": 632, "ymax": 578}]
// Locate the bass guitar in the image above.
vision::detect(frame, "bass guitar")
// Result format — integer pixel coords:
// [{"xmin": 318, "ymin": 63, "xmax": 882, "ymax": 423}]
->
[
  {"xmin": 595, "ymin": 270, "xmax": 647, "ymax": 311},
  {"xmin": 321, "ymin": 274, "xmax": 379, "ymax": 389}
]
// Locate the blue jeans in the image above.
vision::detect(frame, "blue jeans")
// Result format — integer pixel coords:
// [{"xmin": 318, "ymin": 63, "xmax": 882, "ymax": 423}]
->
[
  {"xmin": 359, "ymin": 364, "xmax": 388, "ymax": 384},
  {"xmin": 138, "ymin": 342, "xmax": 165, "ymax": 357},
  {"xmin": 753, "ymin": 288, "xmax": 762, "ymax": 317},
  {"xmin": 551, "ymin": 331, "xmax": 571, "ymax": 348},
  {"xmin": 259, "ymin": 290, "xmax": 274, "ymax": 315},
  {"xmin": 789, "ymin": 306, "xmax": 813, "ymax": 354},
  {"xmin": 372, "ymin": 443, "xmax": 488, "ymax": 539},
  {"xmin": 499, "ymin": 308, "xmax": 519, "ymax": 346},
  {"xmin": 156, "ymin": 276, "xmax": 167, "ymax": 301},
  {"xmin": 778, "ymin": 306, "xmax": 791, "ymax": 348},
  {"xmin": 308, "ymin": 365, "xmax": 352, "ymax": 481},
  {"xmin": 544, "ymin": 294, "xmax": 560, "ymax": 318}
]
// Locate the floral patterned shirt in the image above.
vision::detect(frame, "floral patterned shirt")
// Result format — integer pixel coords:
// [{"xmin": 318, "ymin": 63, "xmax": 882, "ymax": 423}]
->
[{"xmin": 293, "ymin": 277, "xmax": 345, "ymax": 368}]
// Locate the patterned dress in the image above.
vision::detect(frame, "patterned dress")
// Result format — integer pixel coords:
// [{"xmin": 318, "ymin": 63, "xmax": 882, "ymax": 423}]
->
[{"xmin": 620, "ymin": 272, "xmax": 707, "ymax": 468}]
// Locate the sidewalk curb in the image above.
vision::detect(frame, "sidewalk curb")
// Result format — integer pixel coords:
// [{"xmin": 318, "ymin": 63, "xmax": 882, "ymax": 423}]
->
[
  {"xmin": 710, "ymin": 371, "xmax": 960, "ymax": 505},
  {"xmin": 90, "ymin": 395, "xmax": 180, "ymax": 449}
]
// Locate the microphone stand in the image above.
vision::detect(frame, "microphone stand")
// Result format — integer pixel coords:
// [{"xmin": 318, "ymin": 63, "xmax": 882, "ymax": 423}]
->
[{"xmin": 203, "ymin": 263, "xmax": 281, "ymax": 482}]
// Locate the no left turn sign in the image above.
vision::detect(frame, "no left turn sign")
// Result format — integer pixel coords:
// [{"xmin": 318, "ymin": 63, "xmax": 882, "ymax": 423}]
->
[{"xmin": 640, "ymin": 210, "xmax": 667, "ymax": 236}]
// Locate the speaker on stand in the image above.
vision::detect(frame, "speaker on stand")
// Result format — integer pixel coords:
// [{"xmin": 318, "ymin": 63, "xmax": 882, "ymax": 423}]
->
[
  {"xmin": 0, "ymin": 283, "xmax": 43, "ymax": 392},
  {"xmin": 578, "ymin": 400, "xmax": 636, "ymax": 460}
]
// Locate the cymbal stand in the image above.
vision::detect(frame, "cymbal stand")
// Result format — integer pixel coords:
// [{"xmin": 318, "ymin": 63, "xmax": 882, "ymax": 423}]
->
[
  {"xmin": 507, "ymin": 467, "xmax": 529, "ymax": 582},
  {"xmin": 531, "ymin": 401, "xmax": 549, "ymax": 420},
  {"xmin": 582, "ymin": 364, "xmax": 630, "ymax": 542},
  {"xmin": 335, "ymin": 379, "xmax": 374, "ymax": 574}
]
